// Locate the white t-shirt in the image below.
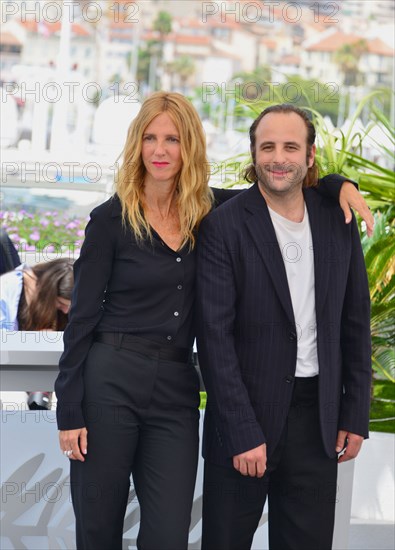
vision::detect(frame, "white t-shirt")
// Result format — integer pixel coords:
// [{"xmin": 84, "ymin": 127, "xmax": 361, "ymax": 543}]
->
[{"xmin": 268, "ymin": 205, "xmax": 319, "ymax": 377}]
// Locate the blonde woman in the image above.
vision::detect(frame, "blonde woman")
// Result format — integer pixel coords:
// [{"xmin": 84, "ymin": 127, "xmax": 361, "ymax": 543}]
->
[{"xmin": 55, "ymin": 92, "xmax": 372, "ymax": 550}]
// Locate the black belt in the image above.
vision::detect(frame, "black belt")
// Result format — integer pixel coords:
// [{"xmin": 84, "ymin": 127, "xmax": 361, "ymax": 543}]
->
[{"xmin": 94, "ymin": 332, "xmax": 191, "ymax": 363}]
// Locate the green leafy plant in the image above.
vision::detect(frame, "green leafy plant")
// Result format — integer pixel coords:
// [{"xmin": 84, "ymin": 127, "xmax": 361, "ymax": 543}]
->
[
  {"xmin": 361, "ymin": 207, "xmax": 395, "ymax": 382},
  {"xmin": 370, "ymin": 380, "xmax": 395, "ymax": 433},
  {"xmin": 309, "ymin": 91, "xmax": 395, "ymax": 209}
]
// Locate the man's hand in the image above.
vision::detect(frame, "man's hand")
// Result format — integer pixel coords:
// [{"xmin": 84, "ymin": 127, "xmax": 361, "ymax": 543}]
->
[
  {"xmin": 59, "ymin": 428, "xmax": 88, "ymax": 462},
  {"xmin": 233, "ymin": 443, "xmax": 267, "ymax": 477},
  {"xmin": 339, "ymin": 181, "xmax": 374, "ymax": 237},
  {"xmin": 336, "ymin": 430, "xmax": 364, "ymax": 463}
]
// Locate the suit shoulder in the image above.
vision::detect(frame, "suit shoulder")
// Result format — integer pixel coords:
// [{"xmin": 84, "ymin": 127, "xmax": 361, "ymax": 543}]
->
[
  {"xmin": 211, "ymin": 186, "xmax": 245, "ymax": 206},
  {"xmin": 200, "ymin": 191, "xmax": 248, "ymax": 239},
  {"xmin": 209, "ymin": 187, "xmax": 248, "ymax": 219},
  {"xmin": 90, "ymin": 194, "xmax": 121, "ymax": 220}
]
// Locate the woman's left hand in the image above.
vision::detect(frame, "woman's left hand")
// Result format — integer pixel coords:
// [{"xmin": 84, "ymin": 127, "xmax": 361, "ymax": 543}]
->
[
  {"xmin": 339, "ymin": 181, "xmax": 374, "ymax": 237},
  {"xmin": 59, "ymin": 427, "xmax": 88, "ymax": 462}
]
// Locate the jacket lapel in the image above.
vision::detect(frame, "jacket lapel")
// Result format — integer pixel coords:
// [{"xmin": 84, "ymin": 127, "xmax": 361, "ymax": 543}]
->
[
  {"xmin": 303, "ymin": 188, "xmax": 331, "ymax": 319},
  {"xmin": 243, "ymin": 184, "xmax": 295, "ymax": 324}
]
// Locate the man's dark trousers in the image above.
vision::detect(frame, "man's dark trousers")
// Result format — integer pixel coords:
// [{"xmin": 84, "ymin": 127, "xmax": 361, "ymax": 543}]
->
[{"xmin": 202, "ymin": 377, "xmax": 338, "ymax": 550}]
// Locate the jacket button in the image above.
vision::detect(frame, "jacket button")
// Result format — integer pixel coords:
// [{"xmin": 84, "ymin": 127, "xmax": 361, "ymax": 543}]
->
[
  {"xmin": 289, "ymin": 331, "xmax": 297, "ymax": 341},
  {"xmin": 285, "ymin": 375, "xmax": 294, "ymax": 383}
]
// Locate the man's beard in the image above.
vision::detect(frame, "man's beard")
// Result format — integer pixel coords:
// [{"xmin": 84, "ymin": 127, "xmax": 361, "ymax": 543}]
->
[{"xmin": 255, "ymin": 163, "xmax": 306, "ymax": 195}]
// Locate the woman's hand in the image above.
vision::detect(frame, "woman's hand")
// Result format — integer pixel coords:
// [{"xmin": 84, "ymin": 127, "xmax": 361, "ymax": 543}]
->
[
  {"xmin": 59, "ymin": 428, "xmax": 88, "ymax": 462},
  {"xmin": 340, "ymin": 181, "xmax": 374, "ymax": 237}
]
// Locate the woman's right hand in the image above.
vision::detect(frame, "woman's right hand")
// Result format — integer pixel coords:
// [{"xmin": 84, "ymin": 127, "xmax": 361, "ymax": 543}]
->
[{"xmin": 59, "ymin": 428, "xmax": 88, "ymax": 462}]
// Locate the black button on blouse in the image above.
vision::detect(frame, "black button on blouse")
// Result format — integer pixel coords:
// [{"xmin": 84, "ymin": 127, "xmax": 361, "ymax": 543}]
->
[{"xmin": 98, "ymin": 225, "xmax": 196, "ymax": 349}]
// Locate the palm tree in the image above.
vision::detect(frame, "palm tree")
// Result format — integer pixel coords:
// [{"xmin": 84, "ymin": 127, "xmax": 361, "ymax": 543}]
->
[
  {"xmin": 135, "ymin": 42, "xmax": 157, "ymax": 87},
  {"xmin": 136, "ymin": 39, "xmax": 164, "ymax": 92},
  {"xmin": 148, "ymin": 11, "xmax": 173, "ymax": 91},
  {"xmin": 361, "ymin": 207, "xmax": 395, "ymax": 382},
  {"xmin": 153, "ymin": 11, "xmax": 172, "ymax": 38},
  {"xmin": 167, "ymin": 55, "xmax": 196, "ymax": 94},
  {"xmin": 334, "ymin": 39, "xmax": 368, "ymax": 87}
]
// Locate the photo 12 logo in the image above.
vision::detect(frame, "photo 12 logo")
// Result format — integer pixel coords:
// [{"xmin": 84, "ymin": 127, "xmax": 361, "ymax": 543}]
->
[
  {"xmin": 1, "ymin": 1, "xmax": 139, "ymax": 24},
  {"xmin": 201, "ymin": 81, "xmax": 339, "ymax": 103},
  {"xmin": 2, "ymin": 81, "xmax": 140, "ymax": 105},
  {"xmin": 201, "ymin": 1, "xmax": 340, "ymax": 24}
]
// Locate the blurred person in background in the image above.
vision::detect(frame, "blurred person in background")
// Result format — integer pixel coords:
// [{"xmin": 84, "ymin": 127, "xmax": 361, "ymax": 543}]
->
[
  {"xmin": 55, "ymin": 91, "xmax": 373, "ymax": 550},
  {"xmin": 0, "ymin": 227, "xmax": 21, "ymax": 275},
  {"xmin": 0, "ymin": 258, "xmax": 74, "ymax": 409}
]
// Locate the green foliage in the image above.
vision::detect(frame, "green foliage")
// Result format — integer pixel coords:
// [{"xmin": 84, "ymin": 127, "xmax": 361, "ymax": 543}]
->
[
  {"xmin": 205, "ymin": 75, "xmax": 341, "ymax": 124},
  {"xmin": 311, "ymin": 93, "xmax": 395, "ymax": 384},
  {"xmin": 136, "ymin": 12, "xmax": 172, "ymax": 90},
  {"xmin": 136, "ymin": 41, "xmax": 161, "ymax": 85},
  {"xmin": 167, "ymin": 55, "xmax": 196, "ymax": 92},
  {"xmin": 153, "ymin": 11, "xmax": 172, "ymax": 36},
  {"xmin": 282, "ymin": 75, "xmax": 340, "ymax": 123},
  {"xmin": 334, "ymin": 39, "xmax": 369, "ymax": 86},
  {"xmin": 309, "ymin": 91, "xmax": 395, "ymax": 209},
  {"xmin": 232, "ymin": 65, "xmax": 272, "ymax": 100},
  {"xmin": 370, "ymin": 379, "xmax": 395, "ymax": 433},
  {"xmin": 361, "ymin": 208, "xmax": 395, "ymax": 382}
]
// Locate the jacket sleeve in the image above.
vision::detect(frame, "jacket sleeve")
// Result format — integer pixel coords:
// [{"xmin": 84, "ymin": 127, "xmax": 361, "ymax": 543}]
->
[
  {"xmin": 338, "ymin": 214, "xmax": 372, "ymax": 437},
  {"xmin": 196, "ymin": 213, "xmax": 265, "ymax": 458},
  {"xmin": 317, "ymin": 173, "xmax": 358, "ymax": 201},
  {"xmin": 55, "ymin": 206, "xmax": 116, "ymax": 430}
]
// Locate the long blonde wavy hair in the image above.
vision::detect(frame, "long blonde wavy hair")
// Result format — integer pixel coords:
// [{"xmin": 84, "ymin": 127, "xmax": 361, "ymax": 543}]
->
[{"xmin": 115, "ymin": 91, "xmax": 214, "ymax": 249}]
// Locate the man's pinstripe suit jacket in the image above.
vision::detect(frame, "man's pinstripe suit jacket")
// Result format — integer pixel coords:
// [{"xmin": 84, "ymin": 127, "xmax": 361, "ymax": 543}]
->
[{"xmin": 196, "ymin": 183, "xmax": 371, "ymax": 467}]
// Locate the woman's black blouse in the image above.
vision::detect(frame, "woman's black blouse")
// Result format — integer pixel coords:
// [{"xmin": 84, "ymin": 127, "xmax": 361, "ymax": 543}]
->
[{"xmin": 55, "ymin": 174, "xmax": 353, "ymax": 430}]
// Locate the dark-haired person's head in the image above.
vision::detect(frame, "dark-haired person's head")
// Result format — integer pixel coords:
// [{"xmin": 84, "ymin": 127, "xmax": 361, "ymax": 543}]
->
[
  {"xmin": 21, "ymin": 258, "xmax": 74, "ymax": 331},
  {"xmin": 244, "ymin": 104, "xmax": 318, "ymax": 191}
]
